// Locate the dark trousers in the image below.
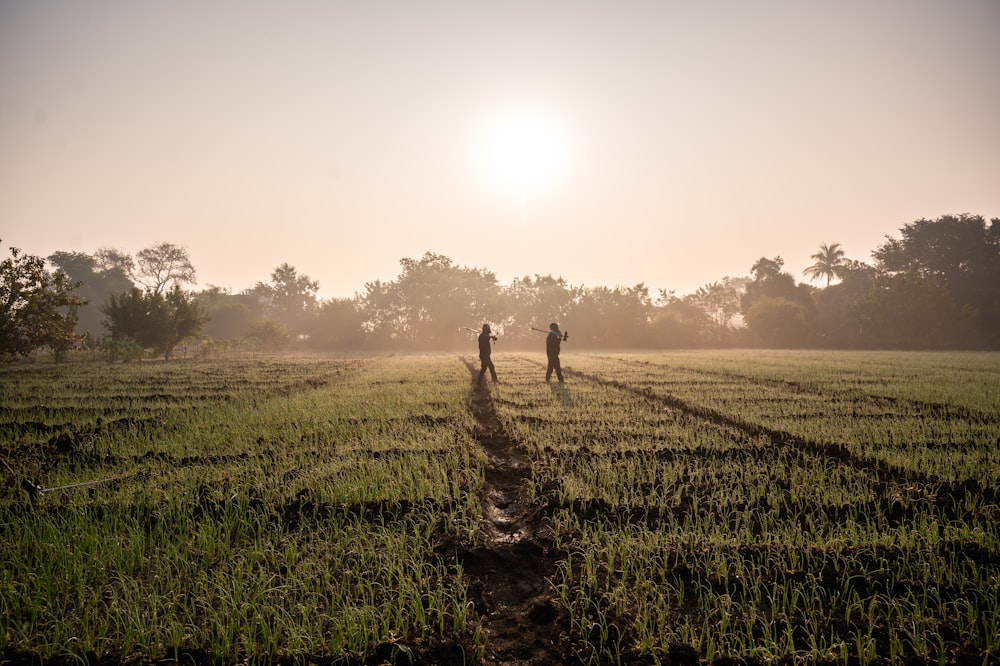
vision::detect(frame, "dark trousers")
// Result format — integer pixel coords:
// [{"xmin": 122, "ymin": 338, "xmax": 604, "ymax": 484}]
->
[
  {"xmin": 546, "ymin": 354, "xmax": 563, "ymax": 382},
  {"xmin": 479, "ymin": 355, "xmax": 497, "ymax": 381}
]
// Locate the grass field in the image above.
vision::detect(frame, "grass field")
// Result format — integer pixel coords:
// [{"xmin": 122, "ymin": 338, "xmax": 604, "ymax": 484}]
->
[{"xmin": 2, "ymin": 350, "xmax": 998, "ymax": 665}]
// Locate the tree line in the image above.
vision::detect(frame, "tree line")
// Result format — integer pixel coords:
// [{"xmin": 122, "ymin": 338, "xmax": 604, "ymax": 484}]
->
[{"xmin": 2, "ymin": 213, "xmax": 998, "ymax": 361}]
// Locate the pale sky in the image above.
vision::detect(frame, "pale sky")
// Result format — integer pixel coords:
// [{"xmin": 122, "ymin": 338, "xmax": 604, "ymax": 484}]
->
[{"xmin": 3, "ymin": 1, "xmax": 998, "ymax": 300}]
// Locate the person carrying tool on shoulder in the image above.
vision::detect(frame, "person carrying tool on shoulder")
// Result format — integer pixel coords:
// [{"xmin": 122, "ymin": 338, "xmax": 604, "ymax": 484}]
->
[
  {"xmin": 545, "ymin": 322, "xmax": 565, "ymax": 383},
  {"xmin": 478, "ymin": 324, "xmax": 499, "ymax": 383}
]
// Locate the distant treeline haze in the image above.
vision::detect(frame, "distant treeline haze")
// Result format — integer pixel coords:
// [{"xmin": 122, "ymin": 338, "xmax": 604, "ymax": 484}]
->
[{"xmin": 42, "ymin": 214, "xmax": 1000, "ymax": 353}]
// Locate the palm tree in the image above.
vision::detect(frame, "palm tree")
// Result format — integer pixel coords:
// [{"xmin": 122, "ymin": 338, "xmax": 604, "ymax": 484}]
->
[{"xmin": 803, "ymin": 242, "xmax": 847, "ymax": 287}]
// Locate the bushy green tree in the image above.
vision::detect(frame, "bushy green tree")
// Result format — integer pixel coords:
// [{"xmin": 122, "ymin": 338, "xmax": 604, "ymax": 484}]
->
[
  {"xmin": 504, "ymin": 274, "xmax": 577, "ymax": 347},
  {"xmin": 649, "ymin": 296, "xmax": 707, "ymax": 348},
  {"xmin": 811, "ymin": 260, "xmax": 875, "ymax": 347},
  {"xmin": 857, "ymin": 273, "xmax": 980, "ymax": 349},
  {"xmin": 745, "ymin": 295, "xmax": 811, "ymax": 348},
  {"xmin": 873, "ymin": 214, "xmax": 1000, "ymax": 347},
  {"xmin": 358, "ymin": 252, "xmax": 504, "ymax": 350},
  {"xmin": 566, "ymin": 284, "xmax": 652, "ymax": 347},
  {"xmin": 1, "ymin": 242, "xmax": 84, "ymax": 360},
  {"xmin": 251, "ymin": 263, "xmax": 320, "ymax": 338},
  {"xmin": 305, "ymin": 297, "xmax": 365, "ymax": 350},
  {"xmin": 196, "ymin": 286, "xmax": 259, "ymax": 341},
  {"xmin": 101, "ymin": 286, "xmax": 207, "ymax": 359},
  {"xmin": 740, "ymin": 256, "xmax": 815, "ymax": 346},
  {"xmin": 246, "ymin": 320, "xmax": 290, "ymax": 351},
  {"xmin": 680, "ymin": 277, "xmax": 748, "ymax": 345}
]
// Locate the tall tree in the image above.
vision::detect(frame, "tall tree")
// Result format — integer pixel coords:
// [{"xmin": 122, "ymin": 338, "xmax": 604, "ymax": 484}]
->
[
  {"xmin": 685, "ymin": 277, "xmax": 748, "ymax": 332},
  {"xmin": 568, "ymin": 284, "xmax": 652, "ymax": 347},
  {"xmin": 101, "ymin": 286, "xmax": 207, "ymax": 359},
  {"xmin": 803, "ymin": 242, "xmax": 847, "ymax": 287},
  {"xmin": 48, "ymin": 250, "xmax": 135, "ymax": 338},
  {"xmin": 93, "ymin": 247, "xmax": 135, "ymax": 279},
  {"xmin": 505, "ymin": 274, "xmax": 577, "ymax": 346},
  {"xmin": 857, "ymin": 273, "xmax": 978, "ymax": 349},
  {"xmin": 1, "ymin": 242, "xmax": 84, "ymax": 360},
  {"xmin": 873, "ymin": 214, "xmax": 1000, "ymax": 346},
  {"xmin": 305, "ymin": 297, "xmax": 365, "ymax": 350},
  {"xmin": 251, "ymin": 263, "xmax": 320, "ymax": 337},
  {"xmin": 745, "ymin": 295, "xmax": 811, "ymax": 348},
  {"xmin": 741, "ymin": 256, "xmax": 814, "ymax": 317},
  {"xmin": 135, "ymin": 242, "xmax": 196, "ymax": 294},
  {"xmin": 811, "ymin": 260, "xmax": 875, "ymax": 347},
  {"xmin": 195, "ymin": 286, "xmax": 259, "ymax": 341},
  {"xmin": 358, "ymin": 253, "xmax": 504, "ymax": 349}
]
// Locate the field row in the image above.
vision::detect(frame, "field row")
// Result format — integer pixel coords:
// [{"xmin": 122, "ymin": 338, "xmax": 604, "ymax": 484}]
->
[
  {"xmin": 2, "ymin": 356, "xmax": 486, "ymax": 664},
  {"xmin": 2, "ymin": 350, "xmax": 999, "ymax": 664},
  {"xmin": 487, "ymin": 352, "xmax": 1000, "ymax": 662}
]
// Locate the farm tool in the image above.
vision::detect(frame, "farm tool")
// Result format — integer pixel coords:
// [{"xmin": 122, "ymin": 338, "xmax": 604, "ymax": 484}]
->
[
  {"xmin": 530, "ymin": 326, "xmax": 569, "ymax": 341},
  {"xmin": 464, "ymin": 326, "xmax": 497, "ymax": 341}
]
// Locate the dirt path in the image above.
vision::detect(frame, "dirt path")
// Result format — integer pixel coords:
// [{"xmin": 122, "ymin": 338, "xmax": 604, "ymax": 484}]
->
[{"xmin": 457, "ymin": 359, "xmax": 568, "ymax": 665}]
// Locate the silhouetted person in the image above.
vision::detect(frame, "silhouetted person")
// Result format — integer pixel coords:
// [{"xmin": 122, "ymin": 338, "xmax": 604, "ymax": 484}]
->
[
  {"xmin": 545, "ymin": 322, "xmax": 564, "ymax": 383},
  {"xmin": 478, "ymin": 324, "xmax": 498, "ymax": 382}
]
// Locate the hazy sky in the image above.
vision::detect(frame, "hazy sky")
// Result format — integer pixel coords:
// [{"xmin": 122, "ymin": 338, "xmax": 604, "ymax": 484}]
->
[{"xmin": 3, "ymin": 1, "xmax": 998, "ymax": 299}]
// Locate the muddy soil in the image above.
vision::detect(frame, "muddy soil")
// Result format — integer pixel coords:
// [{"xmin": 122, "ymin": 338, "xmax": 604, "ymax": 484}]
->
[{"xmin": 451, "ymin": 361, "xmax": 571, "ymax": 665}]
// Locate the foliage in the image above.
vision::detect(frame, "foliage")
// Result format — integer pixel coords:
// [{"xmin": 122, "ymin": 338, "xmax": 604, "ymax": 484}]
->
[
  {"xmin": 503, "ymin": 274, "xmax": 578, "ymax": 345},
  {"xmin": 13, "ymin": 210, "xmax": 1000, "ymax": 352},
  {"xmin": 802, "ymin": 241, "xmax": 847, "ymax": 286},
  {"xmin": 93, "ymin": 246, "xmax": 136, "ymax": 276},
  {"xmin": 740, "ymin": 256, "xmax": 814, "ymax": 319},
  {"xmin": 744, "ymin": 295, "xmax": 812, "ymax": 347},
  {"xmin": 873, "ymin": 214, "xmax": 1000, "ymax": 346},
  {"xmin": 48, "ymin": 250, "xmax": 134, "ymax": 338},
  {"xmin": 359, "ymin": 252, "xmax": 504, "ymax": 349},
  {"xmin": 251, "ymin": 263, "xmax": 320, "ymax": 336},
  {"xmin": 495, "ymin": 351, "xmax": 1000, "ymax": 663},
  {"xmin": 245, "ymin": 319, "xmax": 290, "ymax": 350},
  {"xmin": 305, "ymin": 297, "xmax": 366, "ymax": 350},
  {"xmin": 196, "ymin": 286, "xmax": 259, "ymax": 341},
  {"xmin": 97, "ymin": 337, "xmax": 144, "ymax": 363},
  {"xmin": 101, "ymin": 286, "xmax": 207, "ymax": 359},
  {"xmin": 811, "ymin": 260, "xmax": 876, "ymax": 346},
  {"xmin": 135, "ymin": 242, "xmax": 196, "ymax": 294},
  {"xmin": 680, "ymin": 277, "xmax": 748, "ymax": 342},
  {"xmin": 565, "ymin": 284, "xmax": 652, "ymax": 347},
  {"xmin": 1, "ymin": 242, "xmax": 84, "ymax": 361},
  {"xmin": 857, "ymin": 273, "xmax": 980, "ymax": 349}
]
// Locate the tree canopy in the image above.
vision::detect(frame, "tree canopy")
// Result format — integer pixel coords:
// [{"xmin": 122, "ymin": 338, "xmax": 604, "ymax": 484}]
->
[
  {"xmin": 101, "ymin": 286, "xmax": 207, "ymax": 359},
  {"xmin": 135, "ymin": 242, "xmax": 196, "ymax": 294},
  {"xmin": 7, "ymin": 211, "xmax": 999, "ymax": 356},
  {"xmin": 803, "ymin": 242, "xmax": 847, "ymax": 287},
  {"xmin": 1, "ymin": 242, "xmax": 84, "ymax": 360}
]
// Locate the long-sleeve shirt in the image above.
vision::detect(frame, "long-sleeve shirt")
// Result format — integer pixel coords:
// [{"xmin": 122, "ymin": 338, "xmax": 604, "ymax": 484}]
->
[
  {"xmin": 479, "ymin": 332, "xmax": 493, "ymax": 357},
  {"xmin": 546, "ymin": 331, "xmax": 561, "ymax": 356}
]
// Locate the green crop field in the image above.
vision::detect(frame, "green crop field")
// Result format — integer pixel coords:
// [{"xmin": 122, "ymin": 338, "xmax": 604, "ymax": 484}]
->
[{"xmin": 2, "ymin": 350, "xmax": 998, "ymax": 665}]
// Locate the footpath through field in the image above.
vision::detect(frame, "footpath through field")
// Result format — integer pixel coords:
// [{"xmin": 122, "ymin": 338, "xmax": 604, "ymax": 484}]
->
[{"xmin": 460, "ymin": 354, "xmax": 566, "ymax": 665}]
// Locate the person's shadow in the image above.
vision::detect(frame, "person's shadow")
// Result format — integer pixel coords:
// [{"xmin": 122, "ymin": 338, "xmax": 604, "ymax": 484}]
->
[{"xmin": 549, "ymin": 382, "xmax": 573, "ymax": 406}]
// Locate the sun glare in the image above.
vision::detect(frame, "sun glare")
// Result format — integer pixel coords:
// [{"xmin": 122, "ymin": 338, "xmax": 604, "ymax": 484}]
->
[{"xmin": 477, "ymin": 107, "xmax": 569, "ymax": 213}]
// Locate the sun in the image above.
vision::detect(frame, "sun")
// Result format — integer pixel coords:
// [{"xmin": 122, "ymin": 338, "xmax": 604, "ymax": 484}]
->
[{"xmin": 477, "ymin": 106, "xmax": 570, "ymax": 213}]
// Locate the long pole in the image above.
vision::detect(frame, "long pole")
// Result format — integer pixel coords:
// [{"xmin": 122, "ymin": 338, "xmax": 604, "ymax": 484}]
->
[
  {"xmin": 530, "ymin": 327, "xmax": 569, "ymax": 341},
  {"xmin": 465, "ymin": 326, "xmax": 497, "ymax": 341}
]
